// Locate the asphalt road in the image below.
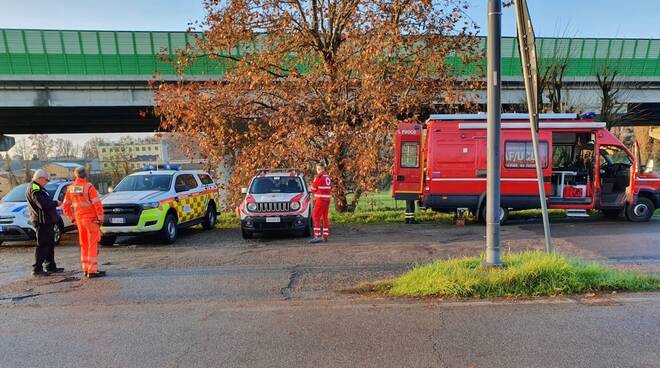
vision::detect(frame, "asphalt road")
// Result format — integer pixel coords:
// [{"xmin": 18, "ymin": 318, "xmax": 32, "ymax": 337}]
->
[{"xmin": 0, "ymin": 218, "xmax": 659, "ymax": 367}]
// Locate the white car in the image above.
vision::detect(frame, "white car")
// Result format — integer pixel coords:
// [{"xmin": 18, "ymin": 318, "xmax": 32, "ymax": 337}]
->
[
  {"xmin": 0, "ymin": 181, "xmax": 75, "ymax": 245},
  {"xmin": 238, "ymin": 169, "xmax": 312, "ymax": 239}
]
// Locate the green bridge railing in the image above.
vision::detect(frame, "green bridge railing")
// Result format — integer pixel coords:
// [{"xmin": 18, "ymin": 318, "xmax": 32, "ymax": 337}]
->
[{"xmin": 1, "ymin": 29, "xmax": 658, "ymax": 78}]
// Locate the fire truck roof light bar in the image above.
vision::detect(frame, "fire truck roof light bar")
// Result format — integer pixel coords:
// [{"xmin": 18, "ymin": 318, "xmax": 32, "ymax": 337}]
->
[
  {"xmin": 429, "ymin": 113, "xmax": 579, "ymax": 121},
  {"xmin": 458, "ymin": 122, "xmax": 607, "ymax": 130}
]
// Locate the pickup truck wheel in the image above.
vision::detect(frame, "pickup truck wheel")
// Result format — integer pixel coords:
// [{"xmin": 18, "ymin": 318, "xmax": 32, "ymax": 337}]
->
[
  {"xmin": 160, "ymin": 214, "xmax": 178, "ymax": 244},
  {"xmin": 53, "ymin": 222, "xmax": 63, "ymax": 245},
  {"xmin": 625, "ymin": 197, "xmax": 655, "ymax": 222},
  {"xmin": 241, "ymin": 227, "xmax": 253, "ymax": 239},
  {"xmin": 100, "ymin": 235, "xmax": 117, "ymax": 247},
  {"xmin": 202, "ymin": 204, "xmax": 217, "ymax": 230}
]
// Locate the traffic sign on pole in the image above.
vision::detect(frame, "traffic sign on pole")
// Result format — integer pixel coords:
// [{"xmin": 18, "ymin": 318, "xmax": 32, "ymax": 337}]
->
[
  {"xmin": 514, "ymin": 0, "xmax": 553, "ymax": 253},
  {"xmin": 0, "ymin": 135, "xmax": 16, "ymax": 152}
]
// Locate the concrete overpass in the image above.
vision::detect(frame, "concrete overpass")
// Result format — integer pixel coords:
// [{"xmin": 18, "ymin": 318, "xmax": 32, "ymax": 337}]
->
[{"xmin": 1, "ymin": 29, "xmax": 660, "ymax": 134}]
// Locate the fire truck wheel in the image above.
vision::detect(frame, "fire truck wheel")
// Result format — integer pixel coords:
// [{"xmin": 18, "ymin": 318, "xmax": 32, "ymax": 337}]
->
[
  {"xmin": 479, "ymin": 205, "xmax": 508, "ymax": 225},
  {"xmin": 241, "ymin": 227, "xmax": 253, "ymax": 239},
  {"xmin": 625, "ymin": 197, "xmax": 655, "ymax": 222}
]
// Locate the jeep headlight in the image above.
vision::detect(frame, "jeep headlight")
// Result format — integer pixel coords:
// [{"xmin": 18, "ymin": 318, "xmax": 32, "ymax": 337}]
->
[
  {"xmin": 247, "ymin": 203, "xmax": 258, "ymax": 212},
  {"xmin": 141, "ymin": 202, "xmax": 160, "ymax": 210},
  {"xmin": 290, "ymin": 201, "xmax": 301, "ymax": 210}
]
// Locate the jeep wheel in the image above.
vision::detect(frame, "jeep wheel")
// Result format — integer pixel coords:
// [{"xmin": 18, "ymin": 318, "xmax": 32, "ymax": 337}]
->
[
  {"xmin": 100, "ymin": 235, "xmax": 117, "ymax": 247},
  {"xmin": 302, "ymin": 215, "xmax": 312, "ymax": 237},
  {"xmin": 241, "ymin": 227, "xmax": 253, "ymax": 239},
  {"xmin": 160, "ymin": 214, "xmax": 178, "ymax": 244},
  {"xmin": 625, "ymin": 197, "xmax": 655, "ymax": 222},
  {"xmin": 53, "ymin": 222, "xmax": 63, "ymax": 245},
  {"xmin": 202, "ymin": 204, "xmax": 217, "ymax": 230}
]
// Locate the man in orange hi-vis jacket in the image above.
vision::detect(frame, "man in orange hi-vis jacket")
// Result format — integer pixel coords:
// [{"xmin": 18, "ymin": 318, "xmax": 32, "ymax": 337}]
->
[
  {"xmin": 309, "ymin": 163, "xmax": 332, "ymax": 244},
  {"xmin": 63, "ymin": 167, "xmax": 106, "ymax": 278}
]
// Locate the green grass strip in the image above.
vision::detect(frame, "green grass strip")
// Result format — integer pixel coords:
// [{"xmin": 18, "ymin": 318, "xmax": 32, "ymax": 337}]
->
[{"xmin": 377, "ymin": 251, "xmax": 660, "ymax": 298}]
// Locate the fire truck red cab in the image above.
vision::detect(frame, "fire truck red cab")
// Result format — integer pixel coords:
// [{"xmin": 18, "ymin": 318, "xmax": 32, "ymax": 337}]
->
[{"xmin": 393, "ymin": 113, "xmax": 660, "ymax": 222}]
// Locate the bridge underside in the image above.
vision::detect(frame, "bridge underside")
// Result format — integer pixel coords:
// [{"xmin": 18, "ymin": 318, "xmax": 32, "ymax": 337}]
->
[{"xmin": 0, "ymin": 106, "xmax": 160, "ymax": 134}]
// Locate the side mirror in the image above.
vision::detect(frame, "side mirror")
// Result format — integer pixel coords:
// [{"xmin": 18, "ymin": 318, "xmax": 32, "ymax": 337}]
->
[
  {"xmin": 644, "ymin": 159, "xmax": 654, "ymax": 174},
  {"xmin": 175, "ymin": 184, "xmax": 189, "ymax": 193},
  {"xmin": 241, "ymin": 187, "xmax": 248, "ymax": 194}
]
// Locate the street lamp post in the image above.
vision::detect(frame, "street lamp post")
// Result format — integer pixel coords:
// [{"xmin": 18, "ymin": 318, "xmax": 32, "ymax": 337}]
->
[{"xmin": 485, "ymin": 0, "xmax": 503, "ymax": 266}]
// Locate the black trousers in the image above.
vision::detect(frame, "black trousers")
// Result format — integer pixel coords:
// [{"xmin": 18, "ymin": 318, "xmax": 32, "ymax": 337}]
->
[{"xmin": 33, "ymin": 224, "xmax": 57, "ymax": 272}]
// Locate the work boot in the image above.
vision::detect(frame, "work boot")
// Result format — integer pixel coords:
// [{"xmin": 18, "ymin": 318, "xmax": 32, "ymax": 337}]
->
[
  {"xmin": 308, "ymin": 237, "xmax": 323, "ymax": 244},
  {"xmin": 32, "ymin": 270, "xmax": 50, "ymax": 277},
  {"xmin": 86, "ymin": 271, "xmax": 106, "ymax": 278},
  {"xmin": 46, "ymin": 267, "xmax": 65, "ymax": 274}
]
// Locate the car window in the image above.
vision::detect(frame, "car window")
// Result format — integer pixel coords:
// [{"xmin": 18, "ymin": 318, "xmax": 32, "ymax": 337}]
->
[
  {"xmin": 1, "ymin": 183, "xmax": 29, "ymax": 202},
  {"xmin": 198, "ymin": 174, "xmax": 214, "ymax": 185},
  {"xmin": 600, "ymin": 146, "xmax": 632, "ymax": 165},
  {"xmin": 250, "ymin": 176, "xmax": 304, "ymax": 194},
  {"xmin": 115, "ymin": 175, "xmax": 173, "ymax": 192},
  {"xmin": 44, "ymin": 182, "xmax": 60, "ymax": 198},
  {"xmin": 183, "ymin": 174, "xmax": 199, "ymax": 190},
  {"xmin": 57, "ymin": 184, "xmax": 70, "ymax": 201}
]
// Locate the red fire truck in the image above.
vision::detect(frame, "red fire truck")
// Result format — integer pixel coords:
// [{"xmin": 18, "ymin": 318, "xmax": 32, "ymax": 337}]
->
[{"xmin": 393, "ymin": 113, "xmax": 660, "ymax": 223}]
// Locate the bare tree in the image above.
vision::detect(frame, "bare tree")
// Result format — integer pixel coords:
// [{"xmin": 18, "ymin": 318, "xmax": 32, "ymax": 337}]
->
[
  {"xmin": 11, "ymin": 139, "xmax": 32, "ymax": 161},
  {"xmin": 29, "ymin": 134, "xmax": 52, "ymax": 160},
  {"xmin": 81, "ymin": 137, "xmax": 107, "ymax": 160},
  {"xmin": 596, "ymin": 66, "xmax": 625, "ymax": 130},
  {"xmin": 105, "ymin": 136, "xmax": 136, "ymax": 185},
  {"xmin": 2, "ymin": 153, "xmax": 19, "ymax": 187},
  {"xmin": 52, "ymin": 138, "xmax": 80, "ymax": 159}
]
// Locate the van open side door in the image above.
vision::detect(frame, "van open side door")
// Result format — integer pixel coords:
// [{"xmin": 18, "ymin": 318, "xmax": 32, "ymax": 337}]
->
[
  {"xmin": 393, "ymin": 122, "xmax": 424, "ymax": 200},
  {"xmin": 628, "ymin": 141, "xmax": 640, "ymax": 205}
]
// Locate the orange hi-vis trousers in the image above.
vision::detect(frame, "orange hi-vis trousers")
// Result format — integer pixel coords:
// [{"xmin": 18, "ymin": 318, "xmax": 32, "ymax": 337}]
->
[{"xmin": 76, "ymin": 218, "xmax": 101, "ymax": 274}]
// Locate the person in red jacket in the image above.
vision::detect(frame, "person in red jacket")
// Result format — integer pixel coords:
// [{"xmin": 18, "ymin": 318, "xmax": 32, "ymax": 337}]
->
[
  {"xmin": 309, "ymin": 163, "xmax": 331, "ymax": 243},
  {"xmin": 63, "ymin": 167, "xmax": 106, "ymax": 278}
]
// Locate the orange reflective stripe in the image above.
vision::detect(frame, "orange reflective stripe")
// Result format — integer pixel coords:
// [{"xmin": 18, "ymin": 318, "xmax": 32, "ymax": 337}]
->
[{"xmin": 91, "ymin": 197, "xmax": 101, "ymax": 204}]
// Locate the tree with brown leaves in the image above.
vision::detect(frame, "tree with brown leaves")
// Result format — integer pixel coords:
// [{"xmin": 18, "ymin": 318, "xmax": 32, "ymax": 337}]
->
[{"xmin": 154, "ymin": 0, "xmax": 481, "ymax": 212}]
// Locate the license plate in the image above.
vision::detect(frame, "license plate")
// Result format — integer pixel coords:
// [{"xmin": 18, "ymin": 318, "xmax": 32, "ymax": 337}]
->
[
  {"xmin": 110, "ymin": 218, "xmax": 126, "ymax": 224},
  {"xmin": 265, "ymin": 217, "xmax": 280, "ymax": 223}
]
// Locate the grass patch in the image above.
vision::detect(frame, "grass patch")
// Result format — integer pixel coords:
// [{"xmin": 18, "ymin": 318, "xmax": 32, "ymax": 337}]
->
[{"xmin": 363, "ymin": 251, "xmax": 660, "ymax": 298}]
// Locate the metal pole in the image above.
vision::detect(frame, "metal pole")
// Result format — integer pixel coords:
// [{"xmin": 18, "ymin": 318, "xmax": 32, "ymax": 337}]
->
[
  {"xmin": 485, "ymin": 0, "xmax": 502, "ymax": 266},
  {"xmin": 514, "ymin": 0, "xmax": 553, "ymax": 253}
]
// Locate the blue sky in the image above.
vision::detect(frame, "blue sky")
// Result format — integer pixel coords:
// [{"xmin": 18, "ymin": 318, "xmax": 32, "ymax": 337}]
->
[{"xmin": 1, "ymin": 0, "xmax": 659, "ymax": 38}]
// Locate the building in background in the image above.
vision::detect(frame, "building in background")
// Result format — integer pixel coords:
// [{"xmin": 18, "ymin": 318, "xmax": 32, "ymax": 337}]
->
[
  {"xmin": 43, "ymin": 162, "xmax": 83, "ymax": 179},
  {"xmin": 98, "ymin": 141, "xmax": 169, "ymax": 174}
]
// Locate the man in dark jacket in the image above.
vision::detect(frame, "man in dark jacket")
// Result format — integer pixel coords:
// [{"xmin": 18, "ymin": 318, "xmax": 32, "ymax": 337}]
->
[{"xmin": 26, "ymin": 169, "xmax": 64, "ymax": 276}]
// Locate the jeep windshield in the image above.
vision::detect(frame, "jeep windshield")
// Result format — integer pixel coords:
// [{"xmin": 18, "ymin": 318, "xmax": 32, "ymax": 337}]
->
[
  {"xmin": 114, "ymin": 175, "xmax": 173, "ymax": 192},
  {"xmin": 249, "ymin": 176, "xmax": 303, "ymax": 194}
]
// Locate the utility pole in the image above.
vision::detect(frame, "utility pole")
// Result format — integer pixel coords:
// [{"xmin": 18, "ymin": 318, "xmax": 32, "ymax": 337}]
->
[{"xmin": 485, "ymin": 0, "xmax": 503, "ymax": 266}]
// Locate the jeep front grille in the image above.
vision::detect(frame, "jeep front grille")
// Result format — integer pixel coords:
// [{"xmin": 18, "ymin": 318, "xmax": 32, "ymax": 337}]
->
[{"xmin": 255, "ymin": 202, "xmax": 291, "ymax": 212}]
